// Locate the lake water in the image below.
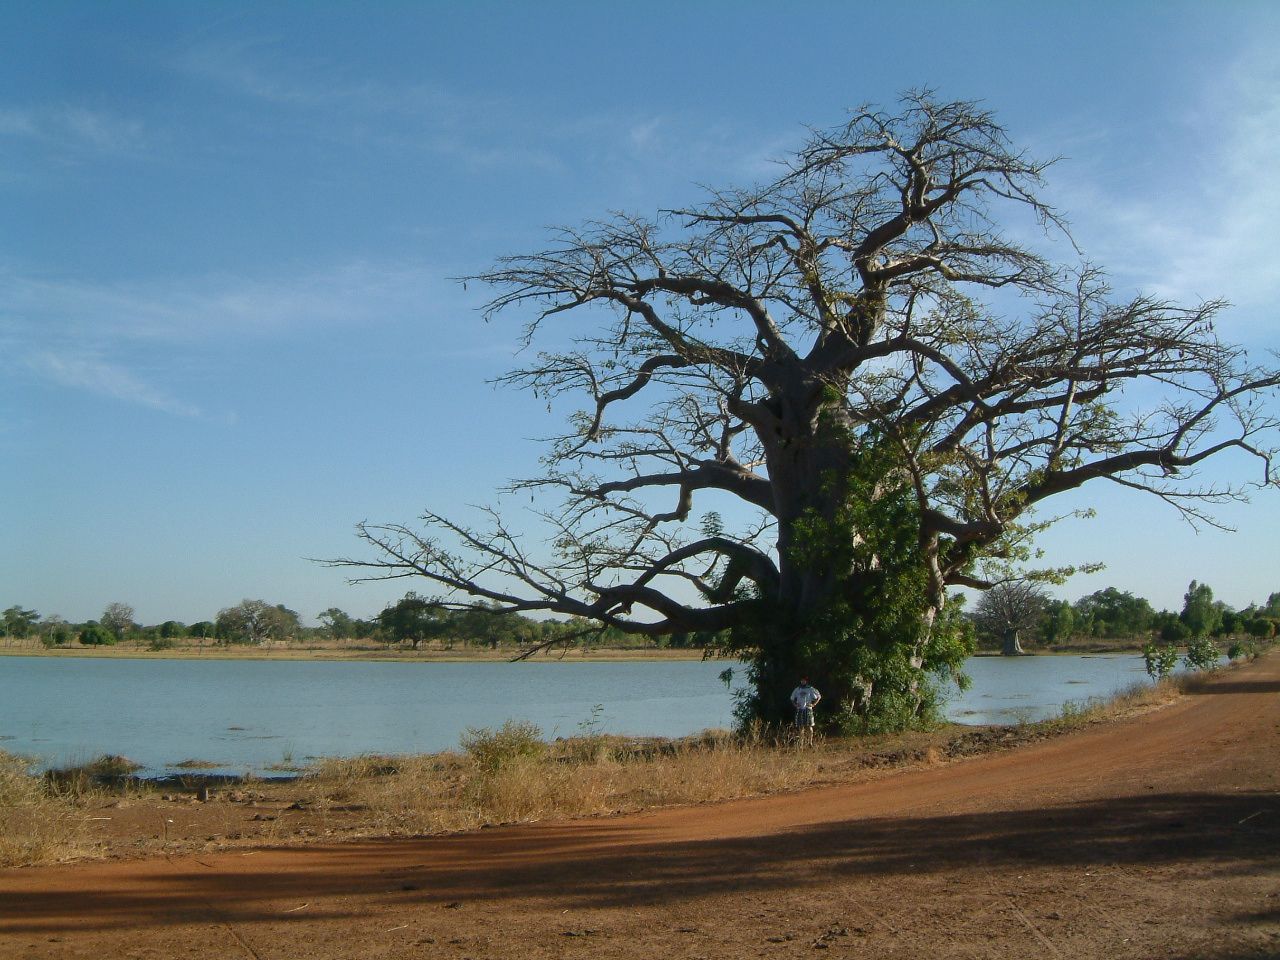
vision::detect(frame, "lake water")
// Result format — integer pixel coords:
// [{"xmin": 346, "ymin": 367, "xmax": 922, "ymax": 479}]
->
[{"xmin": 0, "ymin": 654, "xmax": 1157, "ymax": 776}]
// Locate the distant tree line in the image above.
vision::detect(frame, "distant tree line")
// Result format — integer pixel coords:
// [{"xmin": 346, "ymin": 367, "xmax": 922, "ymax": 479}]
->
[
  {"xmin": 5, "ymin": 580, "xmax": 1277, "ymax": 656},
  {"xmin": 970, "ymin": 581, "xmax": 1280, "ymax": 656},
  {"xmin": 0, "ymin": 595, "xmax": 726, "ymax": 654}
]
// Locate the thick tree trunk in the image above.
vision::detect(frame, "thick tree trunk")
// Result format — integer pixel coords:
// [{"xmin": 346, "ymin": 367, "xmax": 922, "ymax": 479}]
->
[
  {"xmin": 1002, "ymin": 628, "xmax": 1027, "ymax": 656},
  {"xmin": 749, "ymin": 377, "xmax": 944, "ymax": 731}
]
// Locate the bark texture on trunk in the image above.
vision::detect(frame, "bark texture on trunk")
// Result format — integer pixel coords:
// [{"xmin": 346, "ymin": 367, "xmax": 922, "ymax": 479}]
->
[{"xmin": 1002, "ymin": 628, "xmax": 1027, "ymax": 656}]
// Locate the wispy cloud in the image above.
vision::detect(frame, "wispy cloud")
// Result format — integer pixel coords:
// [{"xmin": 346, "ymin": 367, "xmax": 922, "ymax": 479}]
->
[
  {"xmin": 27, "ymin": 351, "xmax": 203, "ymax": 418},
  {"xmin": 1049, "ymin": 44, "xmax": 1280, "ymax": 331},
  {"xmin": 0, "ymin": 104, "xmax": 147, "ymax": 157},
  {"xmin": 176, "ymin": 39, "xmax": 788, "ymax": 185},
  {"xmin": 2, "ymin": 259, "xmax": 449, "ymax": 344},
  {"xmin": 2, "ymin": 258, "xmax": 472, "ymax": 417},
  {"xmin": 179, "ymin": 37, "xmax": 460, "ymax": 115}
]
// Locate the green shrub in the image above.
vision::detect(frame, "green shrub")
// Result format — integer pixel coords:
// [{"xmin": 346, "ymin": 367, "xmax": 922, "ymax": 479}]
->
[
  {"xmin": 460, "ymin": 720, "xmax": 546, "ymax": 772},
  {"xmin": 1142, "ymin": 641, "xmax": 1180, "ymax": 680},
  {"xmin": 78, "ymin": 624, "xmax": 115, "ymax": 646},
  {"xmin": 147, "ymin": 636, "xmax": 176, "ymax": 651},
  {"xmin": 1245, "ymin": 618, "xmax": 1276, "ymax": 640},
  {"xmin": 1183, "ymin": 634, "xmax": 1220, "ymax": 672},
  {"xmin": 1227, "ymin": 640, "xmax": 1257, "ymax": 661}
]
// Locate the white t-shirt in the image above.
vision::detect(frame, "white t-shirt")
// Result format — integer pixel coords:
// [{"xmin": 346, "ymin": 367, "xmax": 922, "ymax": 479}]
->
[{"xmin": 790, "ymin": 684, "xmax": 821, "ymax": 709}]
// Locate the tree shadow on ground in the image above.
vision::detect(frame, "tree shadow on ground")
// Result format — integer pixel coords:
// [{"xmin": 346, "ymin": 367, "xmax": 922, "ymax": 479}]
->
[
  {"xmin": 1, "ymin": 790, "xmax": 1276, "ymax": 934},
  {"xmin": 1185, "ymin": 679, "xmax": 1280, "ymax": 695}
]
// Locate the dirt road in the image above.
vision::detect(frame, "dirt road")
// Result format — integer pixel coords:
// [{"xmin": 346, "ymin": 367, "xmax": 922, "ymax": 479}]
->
[{"xmin": 2, "ymin": 656, "xmax": 1278, "ymax": 959}]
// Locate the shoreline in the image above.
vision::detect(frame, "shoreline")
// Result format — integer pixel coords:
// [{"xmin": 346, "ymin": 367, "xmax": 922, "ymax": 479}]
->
[
  {"xmin": 0, "ymin": 642, "xmax": 1149, "ymax": 663},
  {"xmin": 0, "ymin": 644, "xmax": 713, "ymax": 664}
]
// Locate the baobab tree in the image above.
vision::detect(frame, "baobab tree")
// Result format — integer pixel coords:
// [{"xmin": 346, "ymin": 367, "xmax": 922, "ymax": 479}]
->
[
  {"xmin": 339, "ymin": 93, "xmax": 1280, "ymax": 731},
  {"xmin": 973, "ymin": 582, "xmax": 1050, "ymax": 656}
]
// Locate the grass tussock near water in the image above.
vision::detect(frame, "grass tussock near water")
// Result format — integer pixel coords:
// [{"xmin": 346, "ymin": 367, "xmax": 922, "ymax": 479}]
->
[
  {"xmin": 0, "ymin": 753, "xmax": 156, "ymax": 866},
  {"xmin": 0, "ymin": 753, "xmax": 89, "ymax": 867}
]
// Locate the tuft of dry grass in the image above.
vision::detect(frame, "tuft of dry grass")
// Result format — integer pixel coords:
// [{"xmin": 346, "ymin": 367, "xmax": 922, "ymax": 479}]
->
[
  {"xmin": 42, "ymin": 754, "xmax": 143, "ymax": 797},
  {"xmin": 0, "ymin": 751, "xmax": 159, "ymax": 867},
  {"xmin": 0, "ymin": 751, "xmax": 90, "ymax": 867},
  {"xmin": 172, "ymin": 758, "xmax": 221, "ymax": 770}
]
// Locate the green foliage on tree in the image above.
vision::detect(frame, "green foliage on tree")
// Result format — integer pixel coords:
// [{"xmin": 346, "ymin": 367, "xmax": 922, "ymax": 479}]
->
[
  {"xmin": 377, "ymin": 593, "xmax": 451, "ymax": 649},
  {"xmin": 1245, "ymin": 617, "xmax": 1277, "ymax": 639},
  {"xmin": 78, "ymin": 623, "xmax": 116, "ymax": 646},
  {"xmin": 2, "ymin": 606, "xmax": 40, "ymax": 638},
  {"xmin": 455, "ymin": 602, "xmax": 525, "ymax": 649},
  {"xmin": 40, "ymin": 615, "xmax": 70, "ymax": 647},
  {"xmin": 1159, "ymin": 618, "xmax": 1191, "ymax": 644},
  {"xmin": 100, "ymin": 602, "xmax": 136, "ymax": 641},
  {"xmin": 215, "ymin": 599, "xmax": 298, "ymax": 645},
  {"xmin": 1073, "ymin": 588, "xmax": 1155, "ymax": 639},
  {"xmin": 1180, "ymin": 581, "xmax": 1222, "ymax": 638},
  {"xmin": 317, "ymin": 607, "xmax": 356, "ymax": 640},
  {"xmin": 1142, "ymin": 641, "xmax": 1179, "ymax": 680},
  {"xmin": 1216, "ymin": 607, "xmax": 1241, "ymax": 637},
  {"xmin": 1039, "ymin": 600, "xmax": 1075, "ymax": 645},
  {"xmin": 720, "ymin": 437, "xmax": 975, "ymax": 733},
  {"xmin": 1183, "ymin": 634, "xmax": 1221, "ymax": 672}
]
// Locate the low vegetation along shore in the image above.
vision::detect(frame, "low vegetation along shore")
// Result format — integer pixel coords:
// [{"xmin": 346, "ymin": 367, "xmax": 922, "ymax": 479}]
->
[{"xmin": 0, "ymin": 668, "xmax": 1220, "ymax": 871}]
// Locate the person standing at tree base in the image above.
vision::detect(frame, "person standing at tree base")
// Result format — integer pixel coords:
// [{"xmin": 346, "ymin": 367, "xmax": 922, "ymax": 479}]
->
[{"xmin": 790, "ymin": 678, "xmax": 821, "ymax": 744}]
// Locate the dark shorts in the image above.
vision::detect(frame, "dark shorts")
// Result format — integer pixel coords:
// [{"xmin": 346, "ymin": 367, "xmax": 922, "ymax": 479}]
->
[{"xmin": 794, "ymin": 706, "xmax": 815, "ymax": 728}]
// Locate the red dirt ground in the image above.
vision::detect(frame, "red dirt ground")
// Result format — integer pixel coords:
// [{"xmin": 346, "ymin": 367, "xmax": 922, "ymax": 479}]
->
[{"xmin": 2, "ymin": 655, "xmax": 1278, "ymax": 960}]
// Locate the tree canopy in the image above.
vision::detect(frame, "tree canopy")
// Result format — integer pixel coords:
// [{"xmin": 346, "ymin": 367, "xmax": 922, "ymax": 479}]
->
[
  {"xmin": 973, "ymin": 582, "xmax": 1048, "ymax": 655},
  {"xmin": 2, "ymin": 606, "xmax": 40, "ymax": 639},
  {"xmin": 377, "ymin": 593, "xmax": 451, "ymax": 649},
  {"xmin": 339, "ymin": 93, "xmax": 1280, "ymax": 731},
  {"xmin": 215, "ymin": 599, "xmax": 300, "ymax": 645},
  {"xmin": 100, "ymin": 602, "xmax": 135, "ymax": 641}
]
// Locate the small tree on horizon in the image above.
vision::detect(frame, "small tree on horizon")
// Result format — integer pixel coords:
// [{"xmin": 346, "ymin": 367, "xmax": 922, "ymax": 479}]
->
[
  {"xmin": 318, "ymin": 607, "xmax": 357, "ymax": 641},
  {"xmin": 2, "ymin": 606, "xmax": 40, "ymax": 639},
  {"xmin": 100, "ymin": 602, "xmax": 136, "ymax": 642},
  {"xmin": 973, "ymin": 582, "xmax": 1049, "ymax": 656},
  {"xmin": 215, "ymin": 600, "xmax": 298, "ymax": 645},
  {"xmin": 378, "ymin": 593, "xmax": 451, "ymax": 649}
]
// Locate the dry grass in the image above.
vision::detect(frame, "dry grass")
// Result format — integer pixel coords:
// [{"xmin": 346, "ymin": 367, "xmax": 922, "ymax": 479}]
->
[
  {"xmin": 78, "ymin": 673, "xmax": 1185, "ymax": 847},
  {"xmin": 0, "ymin": 752, "xmax": 90, "ymax": 867},
  {"xmin": 295, "ymin": 674, "xmax": 1207, "ymax": 839},
  {"xmin": 0, "ymin": 751, "xmax": 159, "ymax": 867},
  {"xmin": 295, "ymin": 726, "xmax": 821, "ymax": 838},
  {"xmin": 1033, "ymin": 676, "xmax": 1185, "ymax": 734}
]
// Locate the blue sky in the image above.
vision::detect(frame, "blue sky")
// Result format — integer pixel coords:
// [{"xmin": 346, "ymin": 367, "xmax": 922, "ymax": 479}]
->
[{"xmin": 3, "ymin": 1, "xmax": 1278, "ymax": 625}]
